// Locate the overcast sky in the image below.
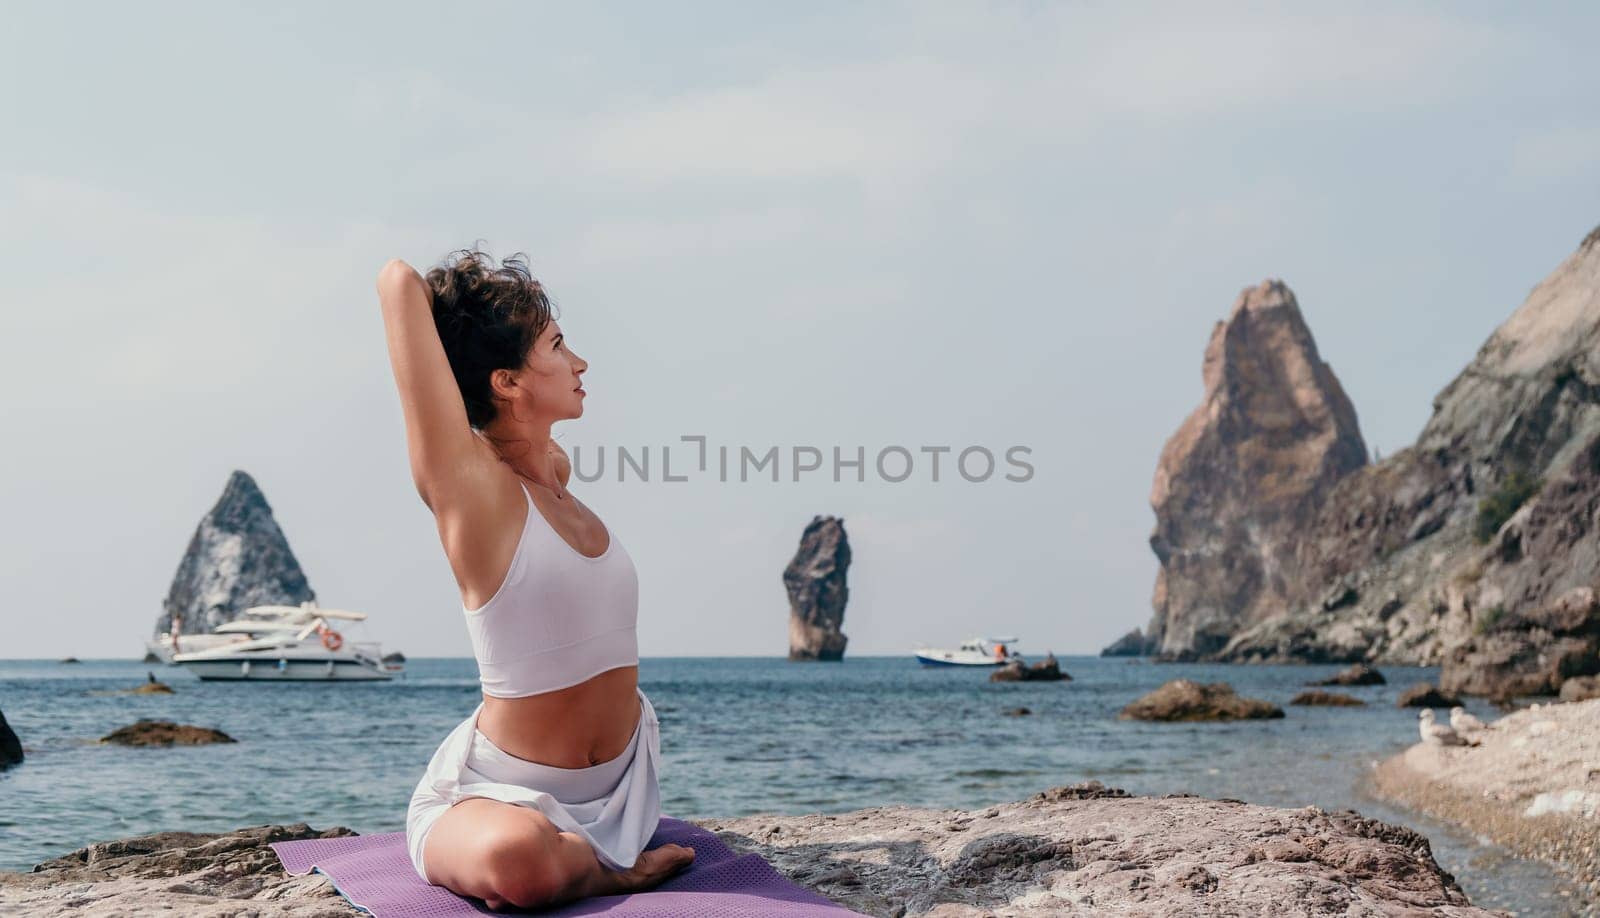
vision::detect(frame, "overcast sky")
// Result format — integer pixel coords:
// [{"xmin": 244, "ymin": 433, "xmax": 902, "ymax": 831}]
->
[{"xmin": 3, "ymin": 2, "xmax": 1598, "ymax": 659}]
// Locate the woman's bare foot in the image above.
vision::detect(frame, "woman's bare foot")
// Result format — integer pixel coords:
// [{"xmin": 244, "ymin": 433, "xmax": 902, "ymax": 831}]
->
[{"xmin": 588, "ymin": 843, "xmax": 696, "ymax": 896}]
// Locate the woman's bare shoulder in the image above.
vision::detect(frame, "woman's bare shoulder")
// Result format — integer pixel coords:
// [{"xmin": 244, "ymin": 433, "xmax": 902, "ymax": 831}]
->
[{"xmin": 424, "ymin": 435, "xmax": 522, "ymax": 522}]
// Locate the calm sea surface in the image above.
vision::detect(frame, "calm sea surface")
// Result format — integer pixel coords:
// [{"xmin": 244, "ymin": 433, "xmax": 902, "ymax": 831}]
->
[{"xmin": 0, "ymin": 656, "xmax": 1580, "ymax": 914}]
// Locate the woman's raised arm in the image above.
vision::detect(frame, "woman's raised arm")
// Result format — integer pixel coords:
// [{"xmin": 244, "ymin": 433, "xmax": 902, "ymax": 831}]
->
[{"xmin": 376, "ymin": 258, "xmax": 481, "ymax": 507}]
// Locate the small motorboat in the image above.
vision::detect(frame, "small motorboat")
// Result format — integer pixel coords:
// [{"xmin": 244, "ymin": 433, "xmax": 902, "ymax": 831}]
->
[
  {"xmin": 913, "ymin": 636, "xmax": 1019, "ymax": 667},
  {"xmin": 163, "ymin": 602, "xmax": 404, "ymax": 682}
]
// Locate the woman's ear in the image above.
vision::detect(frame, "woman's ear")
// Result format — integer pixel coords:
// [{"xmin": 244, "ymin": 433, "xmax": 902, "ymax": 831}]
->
[{"xmin": 489, "ymin": 367, "xmax": 521, "ymax": 404}]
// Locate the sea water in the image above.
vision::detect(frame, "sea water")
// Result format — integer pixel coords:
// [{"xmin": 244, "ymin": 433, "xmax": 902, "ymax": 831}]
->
[{"xmin": 0, "ymin": 656, "xmax": 1579, "ymax": 914}]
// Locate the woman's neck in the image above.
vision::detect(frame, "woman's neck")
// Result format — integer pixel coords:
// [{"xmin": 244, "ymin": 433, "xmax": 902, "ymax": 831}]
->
[{"xmin": 477, "ymin": 424, "xmax": 564, "ymax": 499}]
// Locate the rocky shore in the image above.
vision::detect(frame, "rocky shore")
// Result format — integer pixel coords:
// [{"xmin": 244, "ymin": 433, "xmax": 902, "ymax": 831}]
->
[
  {"xmin": 0, "ymin": 784, "xmax": 1501, "ymax": 917},
  {"xmin": 1370, "ymin": 697, "xmax": 1600, "ymax": 914}
]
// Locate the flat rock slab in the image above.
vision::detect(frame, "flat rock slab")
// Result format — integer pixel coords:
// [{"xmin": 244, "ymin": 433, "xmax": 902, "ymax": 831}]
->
[
  {"xmin": 699, "ymin": 783, "xmax": 1494, "ymax": 916},
  {"xmin": 0, "ymin": 823, "xmax": 357, "ymax": 917},
  {"xmin": 0, "ymin": 785, "xmax": 1497, "ymax": 917}
]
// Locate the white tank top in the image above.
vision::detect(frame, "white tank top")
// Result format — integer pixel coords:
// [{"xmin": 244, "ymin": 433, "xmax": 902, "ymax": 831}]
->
[{"xmin": 463, "ymin": 481, "xmax": 639, "ymax": 697}]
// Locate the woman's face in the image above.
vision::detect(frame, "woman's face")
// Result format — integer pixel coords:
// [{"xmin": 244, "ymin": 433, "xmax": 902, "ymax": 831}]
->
[{"xmin": 493, "ymin": 320, "xmax": 588, "ymax": 422}]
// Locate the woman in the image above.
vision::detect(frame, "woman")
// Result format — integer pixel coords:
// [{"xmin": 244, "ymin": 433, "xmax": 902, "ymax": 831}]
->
[{"xmin": 378, "ymin": 249, "xmax": 695, "ymax": 911}]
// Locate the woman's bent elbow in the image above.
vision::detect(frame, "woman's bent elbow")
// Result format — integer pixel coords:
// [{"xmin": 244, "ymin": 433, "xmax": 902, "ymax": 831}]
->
[{"xmin": 377, "ymin": 258, "xmax": 424, "ymax": 297}]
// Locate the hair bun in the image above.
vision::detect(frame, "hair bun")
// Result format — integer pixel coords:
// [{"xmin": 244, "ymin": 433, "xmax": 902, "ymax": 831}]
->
[{"xmin": 424, "ymin": 245, "xmax": 556, "ymax": 429}]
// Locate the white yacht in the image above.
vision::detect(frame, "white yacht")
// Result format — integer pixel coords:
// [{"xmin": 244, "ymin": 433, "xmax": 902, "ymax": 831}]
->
[
  {"xmin": 159, "ymin": 602, "xmax": 404, "ymax": 682},
  {"xmin": 913, "ymin": 636, "xmax": 1020, "ymax": 667}
]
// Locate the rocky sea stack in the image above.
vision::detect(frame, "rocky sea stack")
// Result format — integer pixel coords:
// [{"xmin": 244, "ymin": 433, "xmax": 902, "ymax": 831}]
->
[
  {"xmin": 784, "ymin": 515, "xmax": 850, "ymax": 661},
  {"xmin": 1116, "ymin": 225, "xmax": 1600, "ymax": 694},
  {"xmin": 1212, "ymin": 227, "xmax": 1600, "ymax": 672},
  {"xmin": 1137, "ymin": 279, "xmax": 1368, "ymax": 661},
  {"xmin": 158, "ymin": 470, "xmax": 314, "ymax": 638}
]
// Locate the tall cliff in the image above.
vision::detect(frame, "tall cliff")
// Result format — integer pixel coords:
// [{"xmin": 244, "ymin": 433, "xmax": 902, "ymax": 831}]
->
[
  {"xmin": 157, "ymin": 470, "xmax": 315, "ymax": 636},
  {"xmin": 784, "ymin": 515, "xmax": 851, "ymax": 661},
  {"xmin": 1206, "ymin": 225, "xmax": 1600, "ymax": 673},
  {"xmin": 1144, "ymin": 280, "xmax": 1368, "ymax": 659}
]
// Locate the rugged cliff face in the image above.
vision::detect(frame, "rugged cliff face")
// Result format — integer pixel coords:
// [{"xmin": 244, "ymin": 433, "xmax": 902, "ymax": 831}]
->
[
  {"xmin": 156, "ymin": 470, "xmax": 315, "ymax": 636},
  {"xmin": 1207, "ymin": 226, "xmax": 1600, "ymax": 672},
  {"xmin": 1143, "ymin": 279, "xmax": 1368, "ymax": 659},
  {"xmin": 784, "ymin": 515, "xmax": 851, "ymax": 661}
]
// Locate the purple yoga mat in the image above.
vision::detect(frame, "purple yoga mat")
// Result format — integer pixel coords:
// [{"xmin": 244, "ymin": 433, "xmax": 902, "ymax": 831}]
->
[{"xmin": 271, "ymin": 817, "xmax": 864, "ymax": 917}]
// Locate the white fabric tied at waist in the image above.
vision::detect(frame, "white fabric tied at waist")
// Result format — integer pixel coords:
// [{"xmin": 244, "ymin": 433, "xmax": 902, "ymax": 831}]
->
[{"xmin": 405, "ymin": 687, "xmax": 662, "ymax": 884}]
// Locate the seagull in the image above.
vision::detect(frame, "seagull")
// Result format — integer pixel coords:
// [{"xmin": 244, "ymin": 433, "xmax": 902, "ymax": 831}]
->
[
  {"xmin": 1449, "ymin": 706, "xmax": 1488, "ymax": 734},
  {"xmin": 1419, "ymin": 709, "xmax": 1469, "ymax": 746}
]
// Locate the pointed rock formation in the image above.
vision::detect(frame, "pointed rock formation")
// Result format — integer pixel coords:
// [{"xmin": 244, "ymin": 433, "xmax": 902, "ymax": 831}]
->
[
  {"xmin": 1099, "ymin": 627, "xmax": 1153, "ymax": 657},
  {"xmin": 157, "ymin": 471, "xmax": 315, "ymax": 638},
  {"xmin": 1145, "ymin": 280, "xmax": 1368, "ymax": 659},
  {"xmin": 1218, "ymin": 224, "xmax": 1600, "ymax": 671},
  {"xmin": 784, "ymin": 515, "xmax": 850, "ymax": 661}
]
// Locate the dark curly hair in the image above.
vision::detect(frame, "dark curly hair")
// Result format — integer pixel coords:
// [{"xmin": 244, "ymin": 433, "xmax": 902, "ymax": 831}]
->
[{"xmin": 425, "ymin": 246, "xmax": 557, "ymax": 429}]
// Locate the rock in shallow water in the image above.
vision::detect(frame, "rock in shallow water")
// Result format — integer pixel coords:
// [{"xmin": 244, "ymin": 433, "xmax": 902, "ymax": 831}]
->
[
  {"xmin": 0, "ymin": 785, "xmax": 1497, "ymax": 917},
  {"xmin": 1120, "ymin": 679, "xmax": 1284, "ymax": 721},
  {"xmin": 1306, "ymin": 663, "xmax": 1386, "ymax": 686},
  {"xmin": 1396, "ymin": 683, "xmax": 1462, "ymax": 709},
  {"xmin": 989, "ymin": 656, "xmax": 1070, "ymax": 682},
  {"xmin": 1291, "ymin": 690, "xmax": 1366, "ymax": 707},
  {"xmin": 99, "ymin": 720, "xmax": 236, "ymax": 747}
]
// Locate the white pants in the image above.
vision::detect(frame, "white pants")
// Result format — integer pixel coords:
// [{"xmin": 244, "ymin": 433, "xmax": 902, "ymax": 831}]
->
[{"xmin": 405, "ymin": 688, "xmax": 662, "ymax": 884}]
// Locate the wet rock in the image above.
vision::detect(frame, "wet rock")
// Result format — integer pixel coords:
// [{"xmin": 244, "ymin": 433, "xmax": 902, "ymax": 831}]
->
[
  {"xmin": 784, "ymin": 515, "xmax": 851, "ymax": 661},
  {"xmin": 0, "ymin": 707, "xmax": 21, "ymax": 769},
  {"xmin": 988, "ymin": 655, "xmax": 1070, "ymax": 683},
  {"xmin": 1098, "ymin": 627, "xmax": 1152, "ymax": 657},
  {"xmin": 59, "ymin": 657, "xmax": 80, "ymax": 664},
  {"xmin": 1559, "ymin": 674, "xmax": 1600, "ymax": 702},
  {"xmin": 99, "ymin": 720, "xmax": 236, "ymax": 747},
  {"xmin": 1120, "ymin": 679, "xmax": 1284, "ymax": 722},
  {"xmin": 1306, "ymin": 663, "xmax": 1386, "ymax": 686},
  {"xmin": 1291, "ymin": 690, "xmax": 1366, "ymax": 707},
  {"xmin": 1396, "ymin": 683, "xmax": 1462, "ymax": 708}
]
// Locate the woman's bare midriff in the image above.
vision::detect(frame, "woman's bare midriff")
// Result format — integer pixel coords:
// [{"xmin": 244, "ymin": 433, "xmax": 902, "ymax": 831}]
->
[{"xmin": 475, "ymin": 665, "xmax": 642, "ymax": 768}]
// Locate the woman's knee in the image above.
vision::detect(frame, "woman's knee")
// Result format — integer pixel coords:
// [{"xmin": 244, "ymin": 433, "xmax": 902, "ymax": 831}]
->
[{"xmin": 481, "ymin": 810, "xmax": 571, "ymax": 907}]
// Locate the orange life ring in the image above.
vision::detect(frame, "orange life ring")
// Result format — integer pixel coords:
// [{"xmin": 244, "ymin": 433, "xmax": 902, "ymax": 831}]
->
[{"xmin": 321, "ymin": 629, "xmax": 344, "ymax": 651}]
